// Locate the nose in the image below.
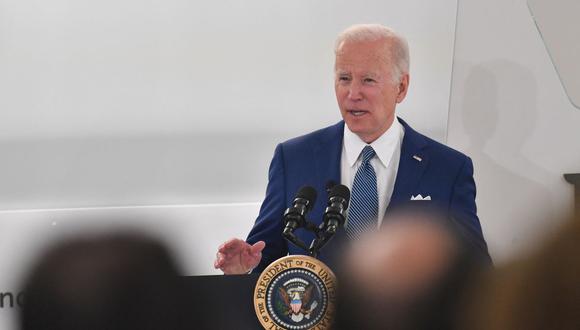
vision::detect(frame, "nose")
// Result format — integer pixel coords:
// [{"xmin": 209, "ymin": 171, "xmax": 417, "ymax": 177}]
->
[{"xmin": 347, "ymin": 81, "xmax": 363, "ymax": 101}]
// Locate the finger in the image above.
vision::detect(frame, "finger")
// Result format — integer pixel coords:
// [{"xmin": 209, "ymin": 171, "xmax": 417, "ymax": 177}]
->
[
  {"xmin": 214, "ymin": 252, "xmax": 227, "ymax": 267},
  {"xmin": 250, "ymin": 240, "xmax": 266, "ymax": 254},
  {"xmin": 218, "ymin": 238, "xmax": 237, "ymax": 251},
  {"xmin": 219, "ymin": 238, "xmax": 244, "ymax": 252}
]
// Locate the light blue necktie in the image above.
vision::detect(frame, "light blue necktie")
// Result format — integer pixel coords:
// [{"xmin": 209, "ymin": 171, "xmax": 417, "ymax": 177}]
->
[{"xmin": 346, "ymin": 145, "xmax": 379, "ymax": 240}]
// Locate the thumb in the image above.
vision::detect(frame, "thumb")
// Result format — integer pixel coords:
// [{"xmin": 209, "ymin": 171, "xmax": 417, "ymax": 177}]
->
[{"xmin": 250, "ymin": 241, "xmax": 266, "ymax": 254}]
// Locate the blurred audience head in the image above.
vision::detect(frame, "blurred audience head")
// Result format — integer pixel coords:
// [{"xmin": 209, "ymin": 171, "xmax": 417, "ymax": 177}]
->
[
  {"xmin": 464, "ymin": 213, "xmax": 580, "ymax": 330},
  {"xmin": 20, "ymin": 232, "xmax": 193, "ymax": 330},
  {"xmin": 335, "ymin": 204, "xmax": 487, "ymax": 330}
]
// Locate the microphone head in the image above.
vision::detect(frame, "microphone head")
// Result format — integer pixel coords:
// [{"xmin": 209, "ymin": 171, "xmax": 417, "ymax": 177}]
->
[
  {"xmin": 329, "ymin": 184, "xmax": 350, "ymax": 206},
  {"xmin": 325, "ymin": 180, "xmax": 337, "ymax": 193},
  {"xmin": 296, "ymin": 186, "xmax": 317, "ymax": 205}
]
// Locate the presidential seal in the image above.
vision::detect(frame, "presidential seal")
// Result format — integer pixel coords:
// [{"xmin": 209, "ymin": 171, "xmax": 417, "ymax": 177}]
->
[{"xmin": 254, "ymin": 255, "xmax": 337, "ymax": 330}]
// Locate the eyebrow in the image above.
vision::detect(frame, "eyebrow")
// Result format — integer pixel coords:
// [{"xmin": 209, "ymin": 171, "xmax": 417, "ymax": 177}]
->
[
  {"xmin": 364, "ymin": 72, "xmax": 381, "ymax": 78},
  {"xmin": 335, "ymin": 71, "xmax": 383, "ymax": 81}
]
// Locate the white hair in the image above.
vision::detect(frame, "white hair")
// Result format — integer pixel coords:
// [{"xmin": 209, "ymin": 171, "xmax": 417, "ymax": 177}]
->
[{"xmin": 335, "ymin": 24, "xmax": 410, "ymax": 84}]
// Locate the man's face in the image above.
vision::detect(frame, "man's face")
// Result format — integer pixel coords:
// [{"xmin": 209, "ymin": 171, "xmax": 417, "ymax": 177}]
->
[{"xmin": 334, "ymin": 39, "xmax": 409, "ymax": 143}]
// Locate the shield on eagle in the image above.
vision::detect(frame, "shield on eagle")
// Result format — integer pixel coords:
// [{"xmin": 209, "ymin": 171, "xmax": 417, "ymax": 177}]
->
[{"xmin": 290, "ymin": 292, "xmax": 302, "ymax": 314}]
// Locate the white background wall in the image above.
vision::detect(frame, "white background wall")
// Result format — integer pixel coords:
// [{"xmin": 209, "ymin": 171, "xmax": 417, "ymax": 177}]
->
[
  {"xmin": 0, "ymin": 0, "xmax": 457, "ymax": 210},
  {"xmin": 0, "ymin": 1, "xmax": 458, "ymax": 329},
  {"xmin": 447, "ymin": 0, "xmax": 580, "ymax": 263}
]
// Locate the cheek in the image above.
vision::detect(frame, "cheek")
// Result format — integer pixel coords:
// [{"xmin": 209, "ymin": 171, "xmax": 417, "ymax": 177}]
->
[{"xmin": 335, "ymin": 88, "xmax": 348, "ymax": 104}]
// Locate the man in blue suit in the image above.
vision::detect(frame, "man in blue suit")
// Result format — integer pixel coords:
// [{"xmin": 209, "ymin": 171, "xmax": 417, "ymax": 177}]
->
[{"xmin": 214, "ymin": 24, "xmax": 489, "ymax": 274}]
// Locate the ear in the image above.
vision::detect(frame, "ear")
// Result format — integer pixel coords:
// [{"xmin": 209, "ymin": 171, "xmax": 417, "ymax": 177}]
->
[{"xmin": 396, "ymin": 74, "xmax": 410, "ymax": 103}]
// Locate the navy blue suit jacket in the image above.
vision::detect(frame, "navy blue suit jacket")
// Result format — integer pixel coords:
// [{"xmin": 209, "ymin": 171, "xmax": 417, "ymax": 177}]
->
[{"xmin": 247, "ymin": 118, "xmax": 489, "ymax": 272}]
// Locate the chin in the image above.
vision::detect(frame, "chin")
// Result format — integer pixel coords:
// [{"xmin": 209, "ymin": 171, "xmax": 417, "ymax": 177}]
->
[
  {"xmin": 344, "ymin": 120, "xmax": 369, "ymax": 133},
  {"xmin": 346, "ymin": 124, "xmax": 372, "ymax": 138}
]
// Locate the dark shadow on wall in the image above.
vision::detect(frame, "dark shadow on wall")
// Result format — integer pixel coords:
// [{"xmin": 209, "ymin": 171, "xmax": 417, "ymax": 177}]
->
[{"xmin": 458, "ymin": 60, "xmax": 556, "ymax": 258}]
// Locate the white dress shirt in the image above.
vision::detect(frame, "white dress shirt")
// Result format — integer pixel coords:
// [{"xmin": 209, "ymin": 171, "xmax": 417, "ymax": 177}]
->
[{"xmin": 340, "ymin": 119, "xmax": 405, "ymax": 228}]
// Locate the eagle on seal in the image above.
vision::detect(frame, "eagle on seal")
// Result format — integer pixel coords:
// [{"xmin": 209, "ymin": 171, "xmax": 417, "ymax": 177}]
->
[{"xmin": 279, "ymin": 285, "xmax": 314, "ymax": 317}]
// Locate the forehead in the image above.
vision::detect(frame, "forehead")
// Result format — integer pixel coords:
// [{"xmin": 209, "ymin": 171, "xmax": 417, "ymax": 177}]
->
[{"xmin": 334, "ymin": 39, "xmax": 393, "ymax": 73}]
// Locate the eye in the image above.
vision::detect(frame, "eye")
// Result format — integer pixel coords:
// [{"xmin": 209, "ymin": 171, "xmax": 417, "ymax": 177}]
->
[
  {"xmin": 337, "ymin": 75, "xmax": 351, "ymax": 82},
  {"xmin": 363, "ymin": 77, "xmax": 376, "ymax": 84}
]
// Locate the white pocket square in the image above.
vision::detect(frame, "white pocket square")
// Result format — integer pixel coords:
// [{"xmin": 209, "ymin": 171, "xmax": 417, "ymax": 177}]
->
[{"xmin": 410, "ymin": 194, "xmax": 431, "ymax": 201}]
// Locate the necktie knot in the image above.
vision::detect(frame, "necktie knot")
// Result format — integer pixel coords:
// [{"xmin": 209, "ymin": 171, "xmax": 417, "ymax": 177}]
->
[{"xmin": 361, "ymin": 145, "xmax": 376, "ymax": 164}]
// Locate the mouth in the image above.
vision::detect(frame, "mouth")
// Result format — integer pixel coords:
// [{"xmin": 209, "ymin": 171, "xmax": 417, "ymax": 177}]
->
[{"xmin": 347, "ymin": 110, "xmax": 369, "ymax": 117}]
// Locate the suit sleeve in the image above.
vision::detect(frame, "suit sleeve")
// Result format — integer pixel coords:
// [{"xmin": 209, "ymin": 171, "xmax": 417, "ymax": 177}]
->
[
  {"xmin": 246, "ymin": 143, "xmax": 289, "ymax": 272},
  {"xmin": 450, "ymin": 156, "xmax": 492, "ymax": 263}
]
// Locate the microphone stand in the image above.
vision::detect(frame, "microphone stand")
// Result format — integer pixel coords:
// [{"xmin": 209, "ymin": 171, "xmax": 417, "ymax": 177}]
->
[
  {"xmin": 284, "ymin": 219, "xmax": 337, "ymax": 259},
  {"xmin": 283, "ymin": 184, "xmax": 348, "ymax": 259}
]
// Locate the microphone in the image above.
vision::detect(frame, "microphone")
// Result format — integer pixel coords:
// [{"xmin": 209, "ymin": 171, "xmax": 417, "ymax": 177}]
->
[
  {"xmin": 323, "ymin": 184, "xmax": 350, "ymax": 235},
  {"xmin": 283, "ymin": 186, "xmax": 317, "ymax": 236},
  {"xmin": 325, "ymin": 180, "xmax": 337, "ymax": 194}
]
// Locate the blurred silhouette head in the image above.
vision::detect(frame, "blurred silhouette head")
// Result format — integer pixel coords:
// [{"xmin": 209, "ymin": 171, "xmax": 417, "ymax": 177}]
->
[
  {"xmin": 465, "ymin": 214, "xmax": 580, "ymax": 330},
  {"xmin": 335, "ymin": 206, "xmax": 485, "ymax": 330},
  {"xmin": 20, "ymin": 232, "xmax": 192, "ymax": 330}
]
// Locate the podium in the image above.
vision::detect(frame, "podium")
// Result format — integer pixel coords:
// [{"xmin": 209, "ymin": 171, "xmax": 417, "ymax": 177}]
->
[
  {"xmin": 180, "ymin": 274, "xmax": 262, "ymax": 329},
  {"xmin": 187, "ymin": 185, "xmax": 347, "ymax": 329}
]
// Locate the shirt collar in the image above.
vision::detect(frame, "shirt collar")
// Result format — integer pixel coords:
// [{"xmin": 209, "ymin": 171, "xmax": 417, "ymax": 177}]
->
[{"xmin": 343, "ymin": 118, "xmax": 404, "ymax": 168}]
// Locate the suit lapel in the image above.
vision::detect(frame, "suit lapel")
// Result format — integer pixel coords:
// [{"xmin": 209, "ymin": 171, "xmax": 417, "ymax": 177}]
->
[
  {"xmin": 389, "ymin": 118, "xmax": 430, "ymax": 207},
  {"xmin": 312, "ymin": 121, "xmax": 344, "ymax": 192}
]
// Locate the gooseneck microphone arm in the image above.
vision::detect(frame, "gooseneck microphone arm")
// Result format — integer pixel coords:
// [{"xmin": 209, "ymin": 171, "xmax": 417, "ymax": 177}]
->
[
  {"xmin": 309, "ymin": 184, "xmax": 350, "ymax": 256},
  {"xmin": 282, "ymin": 184, "xmax": 351, "ymax": 258}
]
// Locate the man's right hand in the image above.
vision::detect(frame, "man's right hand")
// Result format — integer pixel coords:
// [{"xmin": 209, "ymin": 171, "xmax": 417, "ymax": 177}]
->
[{"xmin": 214, "ymin": 238, "xmax": 266, "ymax": 275}]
